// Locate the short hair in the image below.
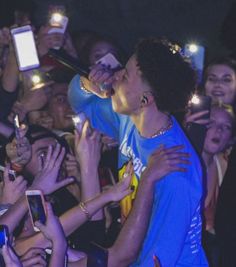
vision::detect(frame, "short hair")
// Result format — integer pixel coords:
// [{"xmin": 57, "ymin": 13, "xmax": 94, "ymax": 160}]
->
[{"xmin": 134, "ymin": 38, "xmax": 197, "ymax": 113}]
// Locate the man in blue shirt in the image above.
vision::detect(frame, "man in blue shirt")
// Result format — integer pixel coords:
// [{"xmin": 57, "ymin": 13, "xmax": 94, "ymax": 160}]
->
[{"xmin": 68, "ymin": 38, "xmax": 208, "ymax": 266}]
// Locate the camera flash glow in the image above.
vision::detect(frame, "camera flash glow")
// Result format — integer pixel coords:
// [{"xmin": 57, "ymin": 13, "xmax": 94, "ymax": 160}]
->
[
  {"xmin": 72, "ymin": 116, "xmax": 81, "ymax": 125},
  {"xmin": 191, "ymin": 94, "xmax": 200, "ymax": 105},
  {"xmin": 188, "ymin": 44, "xmax": 198, "ymax": 53},
  {"xmin": 52, "ymin": 13, "xmax": 63, "ymax": 23},
  {"xmin": 31, "ymin": 75, "xmax": 41, "ymax": 85}
]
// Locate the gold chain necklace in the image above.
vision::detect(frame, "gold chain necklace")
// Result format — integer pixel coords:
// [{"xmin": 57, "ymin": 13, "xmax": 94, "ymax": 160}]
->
[{"xmin": 150, "ymin": 116, "xmax": 173, "ymax": 138}]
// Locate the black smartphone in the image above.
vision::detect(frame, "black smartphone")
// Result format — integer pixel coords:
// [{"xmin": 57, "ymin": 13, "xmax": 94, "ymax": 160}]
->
[
  {"xmin": 0, "ymin": 225, "xmax": 9, "ymax": 248},
  {"xmin": 25, "ymin": 190, "xmax": 47, "ymax": 232},
  {"xmin": 190, "ymin": 95, "xmax": 212, "ymax": 120}
]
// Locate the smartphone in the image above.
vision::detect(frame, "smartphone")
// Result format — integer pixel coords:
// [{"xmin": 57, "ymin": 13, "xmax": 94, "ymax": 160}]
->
[
  {"xmin": 72, "ymin": 112, "xmax": 87, "ymax": 133},
  {"xmin": 25, "ymin": 190, "xmax": 47, "ymax": 232},
  {"xmin": 95, "ymin": 53, "xmax": 122, "ymax": 71},
  {"xmin": 183, "ymin": 44, "xmax": 205, "ymax": 84},
  {"xmin": 0, "ymin": 225, "xmax": 9, "ymax": 248},
  {"xmin": 48, "ymin": 13, "xmax": 68, "ymax": 34},
  {"xmin": 0, "ymin": 165, "xmax": 17, "ymax": 181},
  {"xmin": 190, "ymin": 94, "xmax": 212, "ymax": 120},
  {"xmin": 11, "ymin": 25, "xmax": 40, "ymax": 71}
]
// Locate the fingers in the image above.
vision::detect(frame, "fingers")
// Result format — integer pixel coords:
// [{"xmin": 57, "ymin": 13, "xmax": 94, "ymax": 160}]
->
[
  {"xmin": 34, "ymin": 221, "xmax": 45, "ymax": 232},
  {"xmin": 185, "ymin": 110, "xmax": 209, "ymax": 124},
  {"xmin": 81, "ymin": 120, "xmax": 91, "ymax": 138},
  {"xmin": 3, "ymin": 164, "xmax": 11, "ymax": 183},
  {"xmin": 54, "ymin": 177, "xmax": 74, "ymax": 191},
  {"xmin": 21, "ymin": 254, "xmax": 47, "ymax": 267},
  {"xmin": 124, "ymin": 160, "xmax": 133, "ymax": 177},
  {"xmin": 21, "ymin": 247, "xmax": 46, "ymax": 259}
]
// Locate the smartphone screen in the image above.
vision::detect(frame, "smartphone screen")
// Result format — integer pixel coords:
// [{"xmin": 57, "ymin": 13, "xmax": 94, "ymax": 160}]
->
[
  {"xmin": 0, "ymin": 225, "xmax": 8, "ymax": 248},
  {"xmin": 11, "ymin": 25, "xmax": 40, "ymax": 71},
  {"xmin": 190, "ymin": 95, "xmax": 212, "ymax": 120},
  {"xmin": 26, "ymin": 190, "xmax": 46, "ymax": 231}
]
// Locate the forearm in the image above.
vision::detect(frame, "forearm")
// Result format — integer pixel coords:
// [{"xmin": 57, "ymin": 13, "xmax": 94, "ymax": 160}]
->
[
  {"xmin": 0, "ymin": 196, "xmax": 28, "ymax": 234},
  {"xmin": 49, "ymin": 241, "xmax": 67, "ymax": 267},
  {"xmin": 108, "ymin": 178, "xmax": 155, "ymax": 267},
  {"xmin": 80, "ymin": 168, "xmax": 103, "ymax": 221},
  {"xmin": 60, "ymin": 190, "xmax": 110, "ymax": 236},
  {"xmin": 2, "ymin": 47, "xmax": 19, "ymax": 92}
]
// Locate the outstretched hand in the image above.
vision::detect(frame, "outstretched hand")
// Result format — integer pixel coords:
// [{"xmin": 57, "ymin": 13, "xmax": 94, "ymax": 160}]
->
[
  {"xmin": 105, "ymin": 161, "xmax": 134, "ymax": 202},
  {"xmin": 31, "ymin": 143, "xmax": 74, "ymax": 195},
  {"xmin": 0, "ymin": 164, "xmax": 27, "ymax": 204},
  {"xmin": 35, "ymin": 202, "xmax": 66, "ymax": 247},
  {"xmin": 74, "ymin": 120, "xmax": 102, "ymax": 172},
  {"xmin": 142, "ymin": 145, "xmax": 190, "ymax": 184}
]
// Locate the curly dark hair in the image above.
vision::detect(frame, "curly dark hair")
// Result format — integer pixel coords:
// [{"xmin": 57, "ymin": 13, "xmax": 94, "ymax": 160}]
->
[{"xmin": 134, "ymin": 38, "xmax": 197, "ymax": 113}]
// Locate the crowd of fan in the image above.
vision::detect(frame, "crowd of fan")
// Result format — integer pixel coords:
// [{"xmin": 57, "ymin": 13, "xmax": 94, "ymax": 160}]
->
[{"xmin": 0, "ymin": 3, "xmax": 236, "ymax": 267}]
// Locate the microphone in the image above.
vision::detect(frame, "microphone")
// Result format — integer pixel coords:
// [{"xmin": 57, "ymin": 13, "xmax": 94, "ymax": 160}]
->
[{"xmin": 48, "ymin": 48, "xmax": 89, "ymax": 78}]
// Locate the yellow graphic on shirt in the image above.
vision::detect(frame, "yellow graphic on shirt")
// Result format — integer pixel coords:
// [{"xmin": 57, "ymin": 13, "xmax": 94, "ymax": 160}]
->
[{"xmin": 119, "ymin": 164, "xmax": 139, "ymax": 222}]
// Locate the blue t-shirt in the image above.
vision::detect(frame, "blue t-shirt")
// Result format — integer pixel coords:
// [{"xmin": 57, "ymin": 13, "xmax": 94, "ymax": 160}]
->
[{"xmin": 68, "ymin": 75, "xmax": 208, "ymax": 267}]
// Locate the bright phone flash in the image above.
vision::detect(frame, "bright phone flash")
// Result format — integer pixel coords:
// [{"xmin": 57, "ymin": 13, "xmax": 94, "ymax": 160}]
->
[
  {"xmin": 190, "ymin": 94, "xmax": 200, "ymax": 105},
  {"xmin": 31, "ymin": 74, "xmax": 41, "ymax": 85},
  {"xmin": 51, "ymin": 13, "xmax": 63, "ymax": 24},
  {"xmin": 188, "ymin": 44, "xmax": 198, "ymax": 53}
]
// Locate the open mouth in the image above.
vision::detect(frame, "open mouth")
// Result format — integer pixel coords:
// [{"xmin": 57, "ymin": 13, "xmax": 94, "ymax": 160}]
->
[
  {"xmin": 212, "ymin": 91, "xmax": 224, "ymax": 97},
  {"xmin": 211, "ymin": 137, "xmax": 220, "ymax": 144}
]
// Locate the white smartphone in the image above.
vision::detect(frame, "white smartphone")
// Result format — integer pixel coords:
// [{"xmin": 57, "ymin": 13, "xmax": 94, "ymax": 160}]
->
[
  {"xmin": 183, "ymin": 44, "xmax": 205, "ymax": 83},
  {"xmin": 25, "ymin": 190, "xmax": 47, "ymax": 232},
  {"xmin": 95, "ymin": 53, "xmax": 122, "ymax": 70},
  {"xmin": 48, "ymin": 13, "xmax": 68, "ymax": 34},
  {"xmin": 11, "ymin": 25, "xmax": 40, "ymax": 71}
]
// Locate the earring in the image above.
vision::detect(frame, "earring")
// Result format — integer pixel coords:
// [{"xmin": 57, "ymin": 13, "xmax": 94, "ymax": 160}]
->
[{"xmin": 142, "ymin": 95, "xmax": 148, "ymax": 104}]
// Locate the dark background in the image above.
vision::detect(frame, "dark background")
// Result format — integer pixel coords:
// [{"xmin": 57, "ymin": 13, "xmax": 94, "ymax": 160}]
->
[{"xmin": 0, "ymin": 0, "xmax": 235, "ymax": 60}]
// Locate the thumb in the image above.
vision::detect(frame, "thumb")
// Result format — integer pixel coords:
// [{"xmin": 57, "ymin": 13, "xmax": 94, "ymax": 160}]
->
[
  {"xmin": 54, "ymin": 177, "xmax": 74, "ymax": 191},
  {"xmin": 81, "ymin": 120, "xmax": 90, "ymax": 138},
  {"xmin": 3, "ymin": 164, "xmax": 11, "ymax": 183}
]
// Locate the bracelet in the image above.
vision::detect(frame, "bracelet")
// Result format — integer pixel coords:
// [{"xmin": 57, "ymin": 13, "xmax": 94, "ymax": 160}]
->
[
  {"xmin": 79, "ymin": 201, "xmax": 91, "ymax": 220},
  {"xmin": 80, "ymin": 78, "xmax": 91, "ymax": 94}
]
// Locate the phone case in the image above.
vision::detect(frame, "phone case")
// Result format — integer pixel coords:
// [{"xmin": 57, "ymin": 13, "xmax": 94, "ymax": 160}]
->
[
  {"xmin": 25, "ymin": 190, "xmax": 46, "ymax": 232},
  {"xmin": 48, "ymin": 15, "xmax": 68, "ymax": 34},
  {"xmin": 95, "ymin": 53, "xmax": 122, "ymax": 70},
  {"xmin": 11, "ymin": 25, "xmax": 40, "ymax": 71}
]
